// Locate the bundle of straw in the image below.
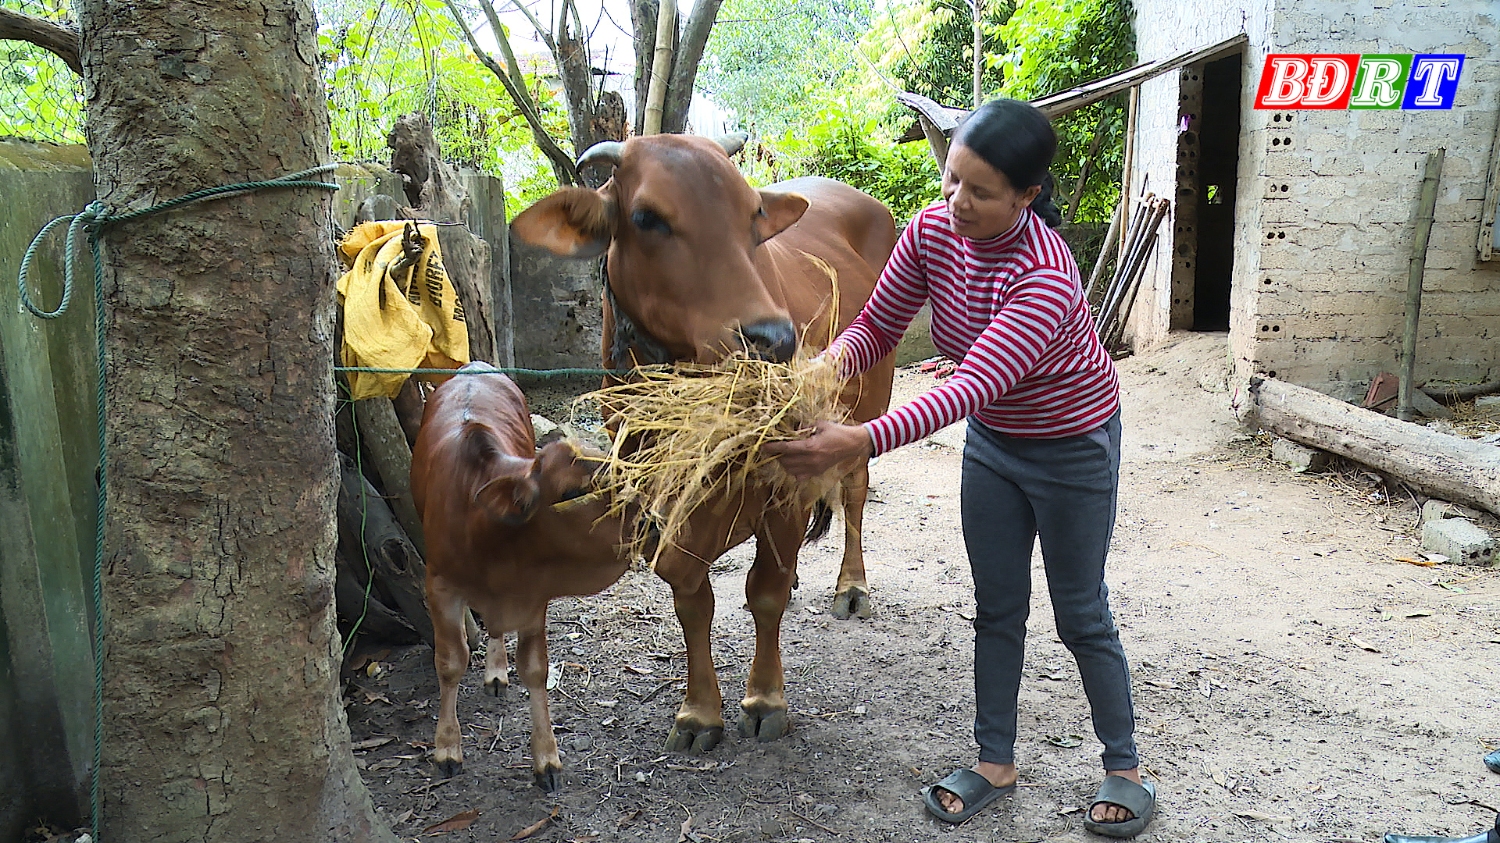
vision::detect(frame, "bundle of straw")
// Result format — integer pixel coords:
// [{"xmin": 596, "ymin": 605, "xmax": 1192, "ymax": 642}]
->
[{"xmin": 573, "ymin": 351, "xmax": 849, "ymax": 567}]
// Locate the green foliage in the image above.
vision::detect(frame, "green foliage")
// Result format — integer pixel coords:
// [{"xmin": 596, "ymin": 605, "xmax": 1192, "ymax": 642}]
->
[
  {"xmin": 775, "ymin": 98, "xmax": 940, "ymax": 223},
  {"xmin": 700, "ymin": 0, "xmax": 873, "ymax": 137},
  {"xmin": 996, "ymin": 0, "xmax": 1135, "ymax": 222},
  {"xmin": 317, "ymin": 0, "xmax": 567, "ymax": 216},
  {"xmin": 0, "ymin": 0, "xmax": 85, "ymax": 144},
  {"xmin": 864, "ymin": 0, "xmax": 1014, "ymax": 112}
]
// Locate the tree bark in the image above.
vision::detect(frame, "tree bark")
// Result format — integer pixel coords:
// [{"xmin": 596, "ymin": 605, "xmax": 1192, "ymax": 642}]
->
[
  {"xmin": 0, "ymin": 7, "xmax": 81, "ymax": 74},
  {"xmin": 1242, "ymin": 377, "xmax": 1500, "ymax": 517},
  {"xmin": 76, "ymin": 1, "xmax": 395, "ymax": 840},
  {"xmin": 661, "ymin": 0, "xmax": 723, "ymax": 134},
  {"xmin": 336, "ymin": 456, "xmax": 434, "ymax": 646},
  {"xmin": 629, "ymin": 0, "xmax": 659, "ymax": 137}
]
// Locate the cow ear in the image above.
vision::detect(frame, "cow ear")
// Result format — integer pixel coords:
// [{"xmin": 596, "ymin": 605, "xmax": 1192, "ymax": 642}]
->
[
  {"xmin": 512, "ymin": 186, "xmax": 616, "ymax": 258},
  {"xmin": 755, "ymin": 190, "xmax": 809, "ymax": 243},
  {"xmin": 475, "ymin": 473, "xmax": 541, "ymax": 526}
]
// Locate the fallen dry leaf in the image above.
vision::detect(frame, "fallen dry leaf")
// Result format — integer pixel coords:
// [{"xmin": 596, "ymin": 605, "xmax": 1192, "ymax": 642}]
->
[
  {"xmin": 1395, "ymin": 556, "xmax": 1437, "ymax": 567},
  {"xmin": 1235, "ymin": 810, "xmax": 1291, "ymax": 823},
  {"xmin": 677, "ymin": 811, "xmax": 700, "ymax": 843},
  {"xmin": 424, "ymin": 809, "xmax": 479, "ymax": 835},
  {"xmin": 1349, "ymin": 635, "xmax": 1381, "ymax": 653},
  {"xmin": 394, "ymin": 809, "xmax": 414, "ymax": 825},
  {"xmin": 1405, "ymin": 610, "xmax": 1434, "ymax": 618},
  {"xmin": 351, "ymin": 736, "xmax": 394, "ymax": 752},
  {"xmin": 511, "ymin": 806, "xmax": 560, "ymax": 840}
]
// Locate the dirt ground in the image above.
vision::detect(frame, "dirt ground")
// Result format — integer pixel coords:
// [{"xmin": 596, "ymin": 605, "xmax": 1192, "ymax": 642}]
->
[{"xmin": 346, "ymin": 332, "xmax": 1500, "ymax": 843}]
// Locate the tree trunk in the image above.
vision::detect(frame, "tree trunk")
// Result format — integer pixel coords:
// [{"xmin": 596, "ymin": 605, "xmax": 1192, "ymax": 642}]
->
[
  {"xmin": 660, "ymin": 0, "xmax": 723, "ymax": 134},
  {"xmin": 629, "ymin": 0, "xmax": 659, "ymax": 137},
  {"xmin": 1242, "ymin": 377, "xmax": 1500, "ymax": 517},
  {"xmin": 76, "ymin": 1, "xmax": 395, "ymax": 840}
]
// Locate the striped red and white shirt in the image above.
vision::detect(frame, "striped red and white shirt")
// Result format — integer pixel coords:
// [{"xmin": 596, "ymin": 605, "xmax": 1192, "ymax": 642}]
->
[{"xmin": 828, "ymin": 201, "xmax": 1120, "ymax": 455}]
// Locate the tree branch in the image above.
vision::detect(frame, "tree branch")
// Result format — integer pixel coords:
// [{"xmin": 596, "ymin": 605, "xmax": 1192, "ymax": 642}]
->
[
  {"xmin": 442, "ymin": 0, "xmax": 580, "ymax": 185},
  {"xmin": 661, "ymin": 0, "xmax": 722, "ymax": 134},
  {"xmin": 0, "ymin": 7, "xmax": 81, "ymax": 75}
]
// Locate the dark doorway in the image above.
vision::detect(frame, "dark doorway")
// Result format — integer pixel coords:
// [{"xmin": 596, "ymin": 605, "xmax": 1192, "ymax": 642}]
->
[{"xmin": 1193, "ymin": 53, "xmax": 1243, "ymax": 331}]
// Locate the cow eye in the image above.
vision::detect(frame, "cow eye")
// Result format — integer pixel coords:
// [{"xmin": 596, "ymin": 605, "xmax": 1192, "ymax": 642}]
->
[{"xmin": 631, "ymin": 208, "xmax": 671, "ymax": 235}]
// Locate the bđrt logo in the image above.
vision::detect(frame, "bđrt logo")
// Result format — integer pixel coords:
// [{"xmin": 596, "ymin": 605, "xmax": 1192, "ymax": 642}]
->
[{"xmin": 1254, "ymin": 54, "xmax": 1464, "ymax": 110}]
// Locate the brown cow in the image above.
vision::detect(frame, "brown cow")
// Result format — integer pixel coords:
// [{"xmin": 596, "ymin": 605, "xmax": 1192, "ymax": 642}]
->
[
  {"xmin": 511, "ymin": 133, "xmax": 896, "ymax": 753},
  {"xmin": 410, "ymin": 362, "xmax": 634, "ymax": 790}
]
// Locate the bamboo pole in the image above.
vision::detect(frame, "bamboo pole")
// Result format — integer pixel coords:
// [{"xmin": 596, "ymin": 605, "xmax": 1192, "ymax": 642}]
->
[
  {"xmin": 1084, "ymin": 199, "xmax": 1124, "ymax": 305},
  {"xmin": 1118, "ymin": 86, "xmax": 1139, "ymax": 260},
  {"xmin": 1398, "ymin": 149, "xmax": 1445, "ymax": 422},
  {"xmin": 642, "ymin": 0, "xmax": 676, "ymax": 135}
]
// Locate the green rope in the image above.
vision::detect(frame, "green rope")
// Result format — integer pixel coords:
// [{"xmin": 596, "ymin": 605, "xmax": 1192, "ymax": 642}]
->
[
  {"xmin": 334, "ymin": 365, "xmax": 652, "ymax": 378},
  {"xmin": 17, "ymin": 164, "xmax": 339, "ymax": 843}
]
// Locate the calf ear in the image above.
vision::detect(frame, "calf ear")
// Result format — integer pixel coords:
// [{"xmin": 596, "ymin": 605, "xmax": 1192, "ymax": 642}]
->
[
  {"xmin": 512, "ymin": 187, "xmax": 616, "ymax": 258},
  {"xmin": 475, "ymin": 473, "xmax": 541, "ymax": 526},
  {"xmin": 755, "ymin": 190, "xmax": 809, "ymax": 243}
]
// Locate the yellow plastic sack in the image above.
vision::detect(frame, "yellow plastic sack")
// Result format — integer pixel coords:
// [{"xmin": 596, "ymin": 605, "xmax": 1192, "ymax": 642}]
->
[{"xmin": 336, "ymin": 221, "xmax": 469, "ymax": 400}]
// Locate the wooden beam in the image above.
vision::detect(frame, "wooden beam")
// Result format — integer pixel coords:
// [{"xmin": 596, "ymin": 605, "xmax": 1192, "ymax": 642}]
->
[
  {"xmin": 894, "ymin": 32, "xmax": 1251, "ymax": 140},
  {"xmin": 1244, "ymin": 377, "xmax": 1500, "ymax": 517}
]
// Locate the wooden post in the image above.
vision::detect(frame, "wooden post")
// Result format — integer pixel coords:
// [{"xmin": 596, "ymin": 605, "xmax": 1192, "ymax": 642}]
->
[
  {"xmin": 1478, "ymin": 104, "xmax": 1500, "ymax": 262},
  {"xmin": 1398, "ymin": 149, "xmax": 1445, "ymax": 422},
  {"xmin": 1085, "ymin": 199, "xmax": 1124, "ymax": 304},
  {"xmin": 1118, "ymin": 86, "xmax": 1139, "ymax": 261},
  {"xmin": 352, "ymin": 398, "xmax": 427, "ymax": 557}
]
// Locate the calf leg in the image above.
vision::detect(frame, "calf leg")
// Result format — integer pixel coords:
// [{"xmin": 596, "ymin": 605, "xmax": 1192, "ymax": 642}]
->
[
  {"xmin": 656, "ymin": 553, "xmax": 724, "ymax": 753},
  {"xmin": 832, "ymin": 461, "xmax": 873, "ymax": 619},
  {"xmin": 740, "ymin": 513, "xmax": 801, "ymax": 741},
  {"xmin": 428, "ymin": 581, "xmax": 470, "ymax": 777},
  {"xmin": 482, "ymin": 622, "xmax": 510, "ymax": 696},
  {"xmin": 515, "ymin": 624, "xmax": 562, "ymax": 791}
]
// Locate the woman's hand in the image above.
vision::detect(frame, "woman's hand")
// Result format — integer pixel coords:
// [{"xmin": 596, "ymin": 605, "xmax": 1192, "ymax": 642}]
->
[{"xmin": 763, "ymin": 421, "xmax": 874, "ymax": 480}]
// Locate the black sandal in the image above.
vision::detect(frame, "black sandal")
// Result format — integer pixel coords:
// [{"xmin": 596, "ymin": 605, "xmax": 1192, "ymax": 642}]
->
[{"xmin": 921, "ymin": 768, "xmax": 1015, "ymax": 824}]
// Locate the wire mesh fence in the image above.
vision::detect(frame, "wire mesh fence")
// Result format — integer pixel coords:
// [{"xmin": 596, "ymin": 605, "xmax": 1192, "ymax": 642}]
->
[{"xmin": 0, "ymin": 0, "xmax": 85, "ymax": 144}]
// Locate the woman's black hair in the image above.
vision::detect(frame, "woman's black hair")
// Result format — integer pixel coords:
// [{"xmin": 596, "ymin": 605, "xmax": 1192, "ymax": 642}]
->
[{"xmin": 953, "ymin": 98, "xmax": 1062, "ymax": 228}]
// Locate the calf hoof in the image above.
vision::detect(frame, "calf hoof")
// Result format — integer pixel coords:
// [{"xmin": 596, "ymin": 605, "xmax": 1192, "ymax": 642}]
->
[
  {"xmin": 664, "ymin": 723, "xmax": 723, "ymax": 754},
  {"xmin": 533, "ymin": 767, "xmax": 561, "ymax": 792},
  {"xmin": 483, "ymin": 676, "xmax": 509, "ymax": 697},
  {"xmin": 434, "ymin": 757, "xmax": 463, "ymax": 778},
  {"xmin": 831, "ymin": 587, "xmax": 872, "ymax": 620},
  {"xmin": 738, "ymin": 707, "xmax": 791, "ymax": 742}
]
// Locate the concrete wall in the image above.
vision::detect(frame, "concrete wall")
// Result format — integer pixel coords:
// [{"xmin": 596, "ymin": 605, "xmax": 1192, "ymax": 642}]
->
[
  {"xmin": 1130, "ymin": 0, "xmax": 1500, "ymax": 398},
  {"xmin": 0, "ymin": 139, "xmax": 101, "ymax": 836}
]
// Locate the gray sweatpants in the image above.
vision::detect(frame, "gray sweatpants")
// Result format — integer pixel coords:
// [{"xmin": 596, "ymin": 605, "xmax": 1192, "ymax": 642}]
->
[{"xmin": 960, "ymin": 411, "xmax": 1138, "ymax": 771}]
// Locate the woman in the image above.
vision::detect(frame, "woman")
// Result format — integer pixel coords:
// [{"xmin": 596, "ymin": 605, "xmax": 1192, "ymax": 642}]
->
[{"xmin": 765, "ymin": 98, "xmax": 1154, "ymax": 836}]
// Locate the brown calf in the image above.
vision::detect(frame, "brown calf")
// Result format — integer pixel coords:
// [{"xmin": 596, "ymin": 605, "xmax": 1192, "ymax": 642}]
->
[{"xmin": 410, "ymin": 362, "xmax": 633, "ymax": 790}]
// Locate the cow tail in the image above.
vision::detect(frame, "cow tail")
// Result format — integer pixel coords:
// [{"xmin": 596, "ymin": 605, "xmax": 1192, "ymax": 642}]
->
[{"xmin": 803, "ymin": 497, "xmax": 834, "ymax": 544}]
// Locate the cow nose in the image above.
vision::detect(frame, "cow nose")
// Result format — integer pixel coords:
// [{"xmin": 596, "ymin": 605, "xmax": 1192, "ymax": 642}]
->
[{"xmin": 739, "ymin": 318, "xmax": 798, "ymax": 363}]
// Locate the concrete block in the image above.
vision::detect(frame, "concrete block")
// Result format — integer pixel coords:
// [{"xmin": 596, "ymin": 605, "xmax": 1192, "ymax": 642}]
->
[
  {"xmin": 531, "ymin": 414, "xmax": 560, "ymax": 443},
  {"xmin": 1476, "ymin": 395, "xmax": 1500, "ymax": 416},
  {"xmin": 1420, "ymin": 517, "xmax": 1496, "ymax": 566},
  {"xmin": 1271, "ymin": 437, "xmax": 1329, "ymax": 473}
]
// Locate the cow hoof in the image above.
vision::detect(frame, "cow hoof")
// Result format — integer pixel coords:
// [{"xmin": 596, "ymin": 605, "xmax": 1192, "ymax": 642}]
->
[
  {"xmin": 483, "ymin": 677, "xmax": 509, "ymax": 697},
  {"xmin": 831, "ymin": 587, "xmax": 872, "ymax": 620},
  {"xmin": 533, "ymin": 768, "xmax": 561, "ymax": 792},
  {"xmin": 739, "ymin": 708, "xmax": 791, "ymax": 742},
  {"xmin": 665, "ymin": 724, "xmax": 723, "ymax": 754},
  {"xmin": 435, "ymin": 757, "xmax": 463, "ymax": 778}
]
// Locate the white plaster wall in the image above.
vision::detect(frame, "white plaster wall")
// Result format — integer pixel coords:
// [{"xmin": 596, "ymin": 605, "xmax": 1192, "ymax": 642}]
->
[{"xmin": 1127, "ymin": 0, "xmax": 1276, "ymax": 354}]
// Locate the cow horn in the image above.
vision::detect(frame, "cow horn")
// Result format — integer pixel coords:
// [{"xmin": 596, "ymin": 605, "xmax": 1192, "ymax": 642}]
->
[
  {"xmin": 714, "ymin": 131, "xmax": 751, "ymax": 157},
  {"xmin": 577, "ymin": 141, "xmax": 624, "ymax": 171}
]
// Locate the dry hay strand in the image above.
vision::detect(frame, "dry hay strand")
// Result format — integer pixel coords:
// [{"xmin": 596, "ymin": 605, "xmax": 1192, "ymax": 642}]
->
[{"xmin": 573, "ymin": 351, "xmax": 849, "ymax": 568}]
